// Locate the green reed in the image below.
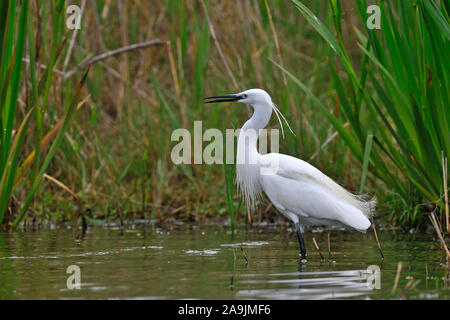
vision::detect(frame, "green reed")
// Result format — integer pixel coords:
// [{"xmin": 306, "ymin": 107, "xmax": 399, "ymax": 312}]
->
[
  {"xmin": 280, "ymin": 0, "xmax": 449, "ymax": 226},
  {"xmin": 0, "ymin": 1, "xmax": 87, "ymax": 227}
]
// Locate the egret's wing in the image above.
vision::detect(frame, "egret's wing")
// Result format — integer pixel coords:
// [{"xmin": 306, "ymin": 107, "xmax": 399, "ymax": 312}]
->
[
  {"xmin": 259, "ymin": 153, "xmax": 373, "ymax": 231},
  {"xmin": 260, "ymin": 171, "xmax": 370, "ymax": 231},
  {"xmin": 276, "ymin": 156, "xmax": 351, "ymax": 198},
  {"xmin": 273, "ymin": 154, "xmax": 375, "ymax": 217}
]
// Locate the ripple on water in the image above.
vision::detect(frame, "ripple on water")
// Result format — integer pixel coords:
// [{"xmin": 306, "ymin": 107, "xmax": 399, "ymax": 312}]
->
[
  {"xmin": 0, "ymin": 245, "xmax": 163, "ymax": 260},
  {"xmin": 184, "ymin": 249, "xmax": 219, "ymax": 255},
  {"xmin": 220, "ymin": 241, "xmax": 269, "ymax": 248}
]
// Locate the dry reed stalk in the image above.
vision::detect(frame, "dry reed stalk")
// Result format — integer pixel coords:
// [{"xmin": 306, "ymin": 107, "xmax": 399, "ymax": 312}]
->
[
  {"xmin": 240, "ymin": 245, "xmax": 249, "ymax": 265},
  {"xmin": 101, "ymin": 0, "xmax": 111, "ymax": 19},
  {"xmin": 166, "ymin": 42, "xmax": 186, "ymax": 127},
  {"xmin": 64, "ymin": 40, "xmax": 166, "ymax": 79},
  {"xmin": 312, "ymin": 237, "xmax": 325, "ymax": 261},
  {"xmin": 43, "ymin": 173, "xmax": 86, "ymax": 229},
  {"xmin": 22, "ymin": 57, "xmax": 65, "ymax": 76},
  {"xmin": 371, "ymin": 215, "xmax": 384, "ymax": 260},
  {"xmin": 399, "ymin": 279, "xmax": 421, "ymax": 299},
  {"xmin": 63, "ymin": 0, "xmax": 86, "ymax": 72},
  {"xmin": 247, "ymin": 206, "xmax": 252, "ymax": 225},
  {"xmin": 392, "ymin": 261, "xmax": 402, "ymax": 294},
  {"xmin": 428, "ymin": 211, "xmax": 450, "ymax": 259},
  {"xmin": 43, "ymin": 174, "xmax": 82, "ymax": 211}
]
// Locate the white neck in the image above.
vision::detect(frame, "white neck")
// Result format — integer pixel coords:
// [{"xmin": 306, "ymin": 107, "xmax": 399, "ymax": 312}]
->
[
  {"xmin": 241, "ymin": 102, "xmax": 273, "ymax": 132},
  {"xmin": 236, "ymin": 101, "xmax": 272, "ymax": 211},
  {"xmin": 238, "ymin": 102, "xmax": 273, "ymax": 156}
]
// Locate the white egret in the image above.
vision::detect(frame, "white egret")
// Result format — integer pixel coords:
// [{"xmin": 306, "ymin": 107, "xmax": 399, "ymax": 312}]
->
[{"xmin": 204, "ymin": 89, "xmax": 376, "ymax": 262}]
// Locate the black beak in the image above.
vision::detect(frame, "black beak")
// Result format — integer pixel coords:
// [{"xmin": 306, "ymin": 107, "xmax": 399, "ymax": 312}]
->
[{"xmin": 203, "ymin": 94, "xmax": 241, "ymax": 104}]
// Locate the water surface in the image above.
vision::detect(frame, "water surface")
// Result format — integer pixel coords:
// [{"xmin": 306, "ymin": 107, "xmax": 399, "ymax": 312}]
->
[{"xmin": 0, "ymin": 223, "xmax": 448, "ymax": 299}]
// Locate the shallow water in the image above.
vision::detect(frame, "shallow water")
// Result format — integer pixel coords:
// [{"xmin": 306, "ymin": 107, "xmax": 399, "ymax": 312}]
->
[{"xmin": 0, "ymin": 223, "xmax": 448, "ymax": 299}]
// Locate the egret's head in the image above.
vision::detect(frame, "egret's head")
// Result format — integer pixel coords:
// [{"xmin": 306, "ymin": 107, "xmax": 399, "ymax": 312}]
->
[
  {"xmin": 203, "ymin": 88, "xmax": 294, "ymax": 138},
  {"xmin": 236, "ymin": 89, "xmax": 272, "ymax": 105},
  {"xmin": 203, "ymin": 88, "xmax": 272, "ymax": 106}
]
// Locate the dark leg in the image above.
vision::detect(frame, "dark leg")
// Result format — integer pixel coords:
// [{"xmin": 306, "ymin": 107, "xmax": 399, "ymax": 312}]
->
[{"xmin": 295, "ymin": 222, "xmax": 307, "ymax": 262}]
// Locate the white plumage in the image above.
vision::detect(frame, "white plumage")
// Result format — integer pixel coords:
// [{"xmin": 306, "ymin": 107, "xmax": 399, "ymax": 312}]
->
[
  {"xmin": 204, "ymin": 88, "xmax": 376, "ymax": 261},
  {"xmin": 259, "ymin": 153, "xmax": 374, "ymax": 231}
]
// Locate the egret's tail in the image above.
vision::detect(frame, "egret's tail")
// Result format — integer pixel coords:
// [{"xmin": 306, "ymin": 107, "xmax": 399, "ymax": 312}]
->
[
  {"xmin": 335, "ymin": 199, "xmax": 372, "ymax": 232},
  {"xmin": 318, "ymin": 174, "xmax": 376, "ymax": 231},
  {"xmin": 314, "ymin": 169, "xmax": 377, "ymax": 219},
  {"xmin": 295, "ymin": 158, "xmax": 377, "ymax": 219},
  {"xmin": 352, "ymin": 194, "xmax": 377, "ymax": 218}
]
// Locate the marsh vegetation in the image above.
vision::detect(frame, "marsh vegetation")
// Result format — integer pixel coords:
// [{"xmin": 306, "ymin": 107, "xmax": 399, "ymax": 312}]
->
[{"xmin": 0, "ymin": 1, "xmax": 448, "ymax": 255}]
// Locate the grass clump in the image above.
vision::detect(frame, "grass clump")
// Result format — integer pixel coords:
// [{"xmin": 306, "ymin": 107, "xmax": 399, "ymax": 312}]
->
[{"xmin": 0, "ymin": 1, "xmax": 88, "ymax": 227}]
